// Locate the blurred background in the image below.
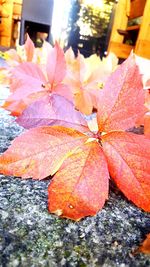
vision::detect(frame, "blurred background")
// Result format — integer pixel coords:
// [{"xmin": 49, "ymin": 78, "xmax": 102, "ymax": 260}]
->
[{"xmin": 0, "ymin": 0, "xmax": 150, "ymax": 60}]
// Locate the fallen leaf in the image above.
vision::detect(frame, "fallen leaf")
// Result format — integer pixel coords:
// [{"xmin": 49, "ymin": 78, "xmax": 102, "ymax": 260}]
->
[
  {"xmin": 97, "ymin": 53, "xmax": 144, "ymax": 132},
  {"xmin": 102, "ymin": 131, "xmax": 150, "ymax": 211},
  {"xmin": 48, "ymin": 141, "xmax": 109, "ymax": 220},
  {"xmin": 46, "ymin": 41, "xmax": 66, "ymax": 85},
  {"xmin": 0, "ymin": 126, "xmax": 88, "ymax": 179},
  {"xmin": 2, "ymin": 42, "xmax": 69, "ymax": 116},
  {"xmin": 24, "ymin": 34, "xmax": 35, "ymax": 62},
  {"xmin": 64, "ymin": 51, "xmax": 112, "ymax": 115},
  {"xmin": 16, "ymin": 94, "xmax": 88, "ymax": 132},
  {"xmin": 137, "ymin": 234, "xmax": 150, "ymax": 254}
]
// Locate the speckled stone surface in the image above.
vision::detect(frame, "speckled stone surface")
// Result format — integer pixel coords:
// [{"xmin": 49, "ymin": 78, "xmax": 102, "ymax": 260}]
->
[{"xmin": 0, "ymin": 85, "xmax": 150, "ymax": 267}]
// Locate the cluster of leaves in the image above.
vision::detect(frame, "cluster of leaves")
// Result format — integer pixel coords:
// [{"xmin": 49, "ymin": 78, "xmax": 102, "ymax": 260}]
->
[{"xmin": 0, "ymin": 36, "xmax": 150, "ymax": 221}]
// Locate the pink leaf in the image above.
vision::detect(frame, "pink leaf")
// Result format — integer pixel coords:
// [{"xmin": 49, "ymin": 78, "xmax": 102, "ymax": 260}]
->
[
  {"xmin": 46, "ymin": 42, "xmax": 66, "ymax": 85},
  {"xmin": 2, "ymin": 62, "xmax": 47, "ymax": 115},
  {"xmin": 16, "ymin": 94, "xmax": 88, "ymax": 132},
  {"xmin": 24, "ymin": 34, "xmax": 35, "ymax": 62}
]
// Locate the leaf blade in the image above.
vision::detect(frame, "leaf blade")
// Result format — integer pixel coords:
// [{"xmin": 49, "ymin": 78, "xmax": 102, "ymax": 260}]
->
[
  {"xmin": 48, "ymin": 141, "xmax": 109, "ymax": 220},
  {"xmin": 0, "ymin": 126, "xmax": 88, "ymax": 180},
  {"xmin": 16, "ymin": 94, "xmax": 88, "ymax": 132},
  {"xmin": 102, "ymin": 131, "xmax": 150, "ymax": 211},
  {"xmin": 2, "ymin": 62, "xmax": 47, "ymax": 115},
  {"xmin": 24, "ymin": 34, "xmax": 35, "ymax": 62},
  {"xmin": 97, "ymin": 54, "xmax": 144, "ymax": 132},
  {"xmin": 46, "ymin": 42, "xmax": 66, "ymax": 85}
]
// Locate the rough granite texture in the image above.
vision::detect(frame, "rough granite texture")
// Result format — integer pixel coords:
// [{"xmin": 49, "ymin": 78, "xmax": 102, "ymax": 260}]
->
[{"xmin": 0, "ymin": 85, "xmax": 150, "ymax": 267}]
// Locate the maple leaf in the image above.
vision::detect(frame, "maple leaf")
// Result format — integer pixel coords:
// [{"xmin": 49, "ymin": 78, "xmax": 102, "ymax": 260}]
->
[
  {"xmin": 2, "ymin": 42, "xmax": 69, "ymax": 116},
  {"xmin": 0, "ymin": 126, "xmax": 88, "ymax": 179},
  {"xmin": 48, "ymin": 141, "xmax": 109, "ymax": 220}
]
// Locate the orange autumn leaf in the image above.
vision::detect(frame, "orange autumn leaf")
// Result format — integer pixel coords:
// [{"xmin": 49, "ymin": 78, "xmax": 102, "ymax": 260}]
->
[
  {"xmin": 64, "ymin": 50, "xmax": 118, "ymax": 115},
  {"xmin": 74, "ymin": 89, "xmax": 94, "ymax": 115},
  {"xmin": 2, "ymin": 99, "xmax": 27, "ymax": 117},
  {"xmin": 48, "ymin": 141, "xmax": 109, "ymax": 220},
  {"xmin": 137, "ymin": 234, "xmax": 150, "ymax": 254},
  {"xmin": 102, "ymin": 131, "xmax": 150, "ymax": 212},
  {"xmin": 0, "ymin": 126, "xmax": 88, "ymax": 179},
  {"xmin": 64, "ymin": 52, "xmax": 99, "ymax": 115}
]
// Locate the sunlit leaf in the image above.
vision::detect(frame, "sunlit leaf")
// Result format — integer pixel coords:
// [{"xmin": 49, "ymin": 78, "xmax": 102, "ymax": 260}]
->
[{"xmin": 48, "ymin": 141, "xmax": 109, "ymax": 220}]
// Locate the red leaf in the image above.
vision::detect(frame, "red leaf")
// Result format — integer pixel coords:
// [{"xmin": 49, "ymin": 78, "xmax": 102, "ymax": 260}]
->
[
  {"xmin": 101, "ymin": 131, "xmax": 150, "ymax": 211},
  {"xmin": 97, "ymin": 54, "xmax": 144, "ymax": 132},
  {"xmin": 24, "ymin": 34, "xmax": 35, "ymax": 62},
  {"xmin": 46, "ymin": 42, "xmax": 66, "ymax": 85},
  {"xmin": 48, "ymin": 141, "xmax": 109, "ymax": 220},
  {"xmin": 16, "ymin": 94, "xmax": 88, "ymax": 132},
  {"xmin": 137, "ymin": 233, "xmax": 150, "ymax": 254},
  {"xmin": 0, "ymin": 126, "xmax": 88, "ymax": 179}
]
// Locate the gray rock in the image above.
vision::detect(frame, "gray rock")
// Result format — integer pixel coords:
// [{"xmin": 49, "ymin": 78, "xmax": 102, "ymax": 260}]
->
[{"xmin": 0, "ymin": 87, "xmax": 150, "ymax": 267}]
